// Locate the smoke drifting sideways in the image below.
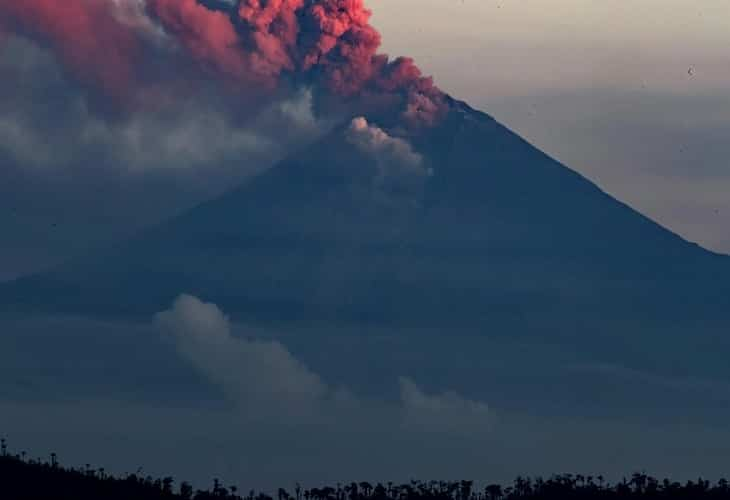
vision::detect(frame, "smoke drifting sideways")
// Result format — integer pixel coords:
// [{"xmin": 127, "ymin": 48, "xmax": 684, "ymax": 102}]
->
[
  {"xmin": 0, "ymin": 0, "xmax": 447, "ymax": 126},
  {"xmin": 0, "ymin": 0, "xmax": 449, "ymax": 278}
]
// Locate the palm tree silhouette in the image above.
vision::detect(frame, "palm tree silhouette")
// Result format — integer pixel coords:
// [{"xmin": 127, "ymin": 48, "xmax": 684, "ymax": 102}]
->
[
  {"xmin": 484, "ymin": 484, "xmax": 502, "ymax": 500},
  {"xmin": 359, "ymin": 482, "xmax": 373, "ymax": 497}
]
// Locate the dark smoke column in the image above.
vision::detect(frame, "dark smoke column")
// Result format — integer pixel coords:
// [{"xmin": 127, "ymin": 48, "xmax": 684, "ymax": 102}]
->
[
  {"xmin": 0, "ymin": 0, "xmax": 447, "ymax": 125},
  {"xmin": 147, "ymin": 0, "xmax": 448, "ymax": 124},
  {"xmin": 0, "ymin": 0, "xmax": 144, "ymax": 103}
]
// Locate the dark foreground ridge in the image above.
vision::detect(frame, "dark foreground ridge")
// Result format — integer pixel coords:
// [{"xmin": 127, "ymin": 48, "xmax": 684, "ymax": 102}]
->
[{"xmin": 2, "ymin": 440, "xmax": 730, "ymax": 500}]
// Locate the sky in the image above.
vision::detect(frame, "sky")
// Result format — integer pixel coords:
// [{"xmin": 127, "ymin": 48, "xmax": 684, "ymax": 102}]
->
[{"xmin": 371, "ymin": 0, "xmax": 730, "ymax": 253}]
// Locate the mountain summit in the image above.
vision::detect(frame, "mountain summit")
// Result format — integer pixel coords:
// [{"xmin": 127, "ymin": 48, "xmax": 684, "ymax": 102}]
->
[{"xmin": 3, "ymin": 98, "xmax": 729, "ymax": 351}]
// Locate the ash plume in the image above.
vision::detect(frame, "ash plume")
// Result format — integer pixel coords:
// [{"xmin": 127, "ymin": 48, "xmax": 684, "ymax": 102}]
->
[
  {"xmin": 0, "ymin": 0, "xmax": 448, "ymax": 125},
  {"xmin": 346, "ymin": 116, "xmax": 432, "ymax": 192},
  {"xmin": 0, "ymin": 0, "xmax": 144, "ymax": 103}
]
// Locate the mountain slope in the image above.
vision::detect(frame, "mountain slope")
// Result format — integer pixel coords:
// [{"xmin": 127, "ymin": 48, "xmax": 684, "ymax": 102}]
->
[{"xmin": 3, "ymin": 98, "xmax": 729, "ymax": 350}]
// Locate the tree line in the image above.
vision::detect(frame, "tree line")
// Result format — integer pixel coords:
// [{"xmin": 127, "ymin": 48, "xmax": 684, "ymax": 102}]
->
[{"xmin": 2, "ymin": 438, "xmax": 730, "ymax": 499}]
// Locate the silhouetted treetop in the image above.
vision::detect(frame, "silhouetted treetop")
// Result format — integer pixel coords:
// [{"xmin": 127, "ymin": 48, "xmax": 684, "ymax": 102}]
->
[{"xmin": 1, "ymin": 439, "xmax": 730, "ymax": 500}]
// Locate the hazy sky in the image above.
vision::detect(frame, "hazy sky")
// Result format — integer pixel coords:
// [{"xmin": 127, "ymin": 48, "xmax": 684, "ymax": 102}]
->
[{"xmin": 371, "ymin": 0, "xmax": 730, "ymax": 253}]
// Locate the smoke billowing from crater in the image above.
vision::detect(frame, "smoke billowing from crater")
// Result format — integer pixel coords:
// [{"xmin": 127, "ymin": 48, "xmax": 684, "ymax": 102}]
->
[
  {"xmin": 0, "ymin": 0, "xmax": 448, "ymax": 275},
  {"xmin": 0, "ymin": 0, "xmax": 448, "ymax": 125},
  {"xmin": 0, "ymin": 0, "xmax": 156, "ymax": 105}
]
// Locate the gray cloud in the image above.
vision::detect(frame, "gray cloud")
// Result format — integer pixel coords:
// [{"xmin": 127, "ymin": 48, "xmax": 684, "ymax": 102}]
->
[
  {"xmin": 154, "ymin": 294, "xmax": 492, "ymax": 430},
  {"xmin": 345, "ymin": 117, "xmax": 431, "ymax": 192},
  {"xmin": 399, "ymin": 377, "xmax": 492, "ymax": 435},
  {"xmin": 155, "ymin": 294, "xmax": 328, "ymax": 419},
  {"xmin": 0, "ymin": 36, "xmax": 327, "ymax": 280},
  {"xmin": 0, "ymin": 37, "xmax": 321, "ymax": 174}
]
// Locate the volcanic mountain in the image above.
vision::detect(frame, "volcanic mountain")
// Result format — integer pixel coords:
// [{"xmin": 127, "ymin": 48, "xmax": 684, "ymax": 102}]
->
[{"xmin": 3, "ymin": 98, "xmax": 729, "ymax": 357}]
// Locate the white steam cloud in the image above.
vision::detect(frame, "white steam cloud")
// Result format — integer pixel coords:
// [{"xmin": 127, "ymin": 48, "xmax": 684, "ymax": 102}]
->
[
  {"xmin": 0, "ymin": 37, "xmax": 321, "ymax": 172},
  {"xmin": 399, "ymin": 376, "xmax": 491, "ymax": 434},
  {"xmin": 155, "ymin": 294, "xmax": 327, "ymax": 418},
  {"xmin": 155, "ymin": 294, "xmax": 491, "ymax": 430},
  {"xmin": 346, "ymin": 116, "xmax": 432, "ymax": 191}
]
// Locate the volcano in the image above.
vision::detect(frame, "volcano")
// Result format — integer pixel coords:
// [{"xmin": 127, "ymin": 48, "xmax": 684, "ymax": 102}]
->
[{"xmin": 3, "ymin": 97, "xmax": 729, "ymax": 354}]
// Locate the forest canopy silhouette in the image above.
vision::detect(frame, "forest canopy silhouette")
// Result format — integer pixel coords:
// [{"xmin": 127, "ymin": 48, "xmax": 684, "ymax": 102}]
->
[{"xmin": 3, "ymin": 439, "xmax": 730, "ymax": 500}]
